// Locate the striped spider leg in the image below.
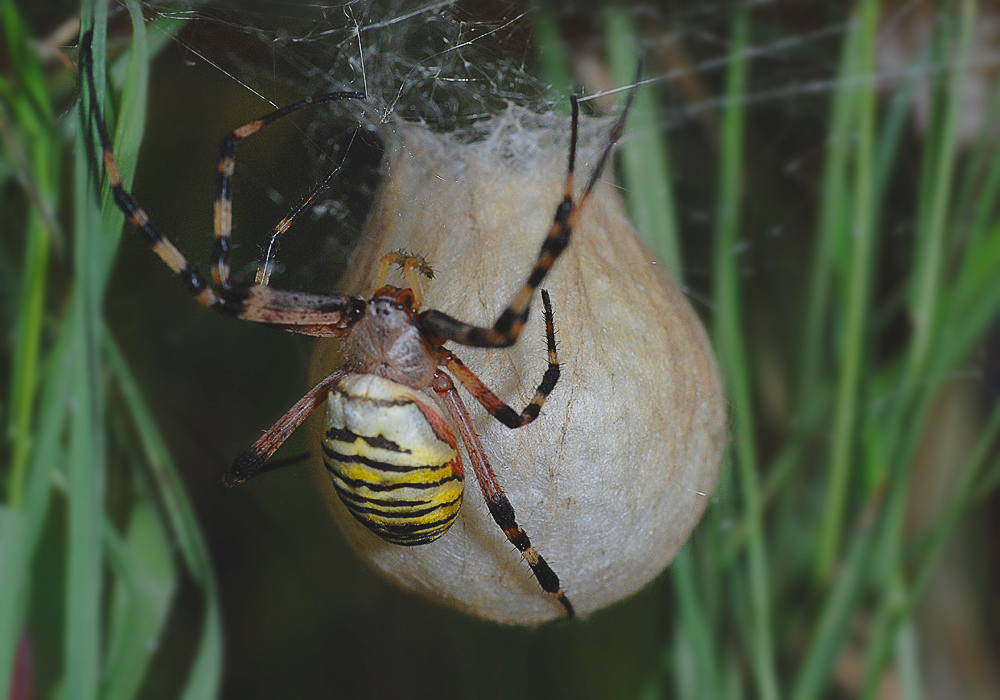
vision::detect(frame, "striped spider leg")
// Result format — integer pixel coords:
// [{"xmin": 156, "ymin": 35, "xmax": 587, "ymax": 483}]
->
[
  {"xmin": 431, "ymin": 289, "xmax": 572, "ymax": 615},
  {"xmin": 81, "ymin": 29, "xmax": 368, "ymax": 337},
  {"xmin": 417, "ymin": 74, "xmax": 640, "ymax": 350}
]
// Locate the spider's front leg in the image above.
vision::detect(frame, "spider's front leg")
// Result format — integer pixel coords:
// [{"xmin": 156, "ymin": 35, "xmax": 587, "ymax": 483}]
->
[
  {"xmin": 80, "ymin": 30, "xmax": 366, "ymax": 336},
  {"xmin": 418, "ymin": 79, "xmax": 639, "ymax": 350}
]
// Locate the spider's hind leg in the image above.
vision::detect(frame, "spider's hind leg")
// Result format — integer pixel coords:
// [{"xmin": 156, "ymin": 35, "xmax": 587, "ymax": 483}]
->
[{"xmin": 432, "ymin": 371, "xmax": 574, "ymax": 618}]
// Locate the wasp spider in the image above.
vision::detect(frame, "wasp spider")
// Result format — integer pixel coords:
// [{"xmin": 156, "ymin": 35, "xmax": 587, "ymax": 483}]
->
[{"xmin": 82, "ymin": 30, "xmax": 637, "ymax": 618}]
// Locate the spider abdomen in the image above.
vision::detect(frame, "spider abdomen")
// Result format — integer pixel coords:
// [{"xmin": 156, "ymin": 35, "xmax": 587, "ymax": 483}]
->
[{"xmin": 323, "ymin": 374, "xmax": 464, "ymax": 546}]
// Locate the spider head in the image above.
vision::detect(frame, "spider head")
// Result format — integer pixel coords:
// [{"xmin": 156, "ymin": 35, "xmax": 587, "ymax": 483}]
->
[{"xmin": 370, "ymin": 285, "xmax": 418, "ymax": 319}]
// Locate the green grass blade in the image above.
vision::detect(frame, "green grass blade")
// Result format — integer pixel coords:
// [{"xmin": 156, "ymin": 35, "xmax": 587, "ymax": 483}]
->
[
  {"xmin": 604, "ymin": 4, "xmax": 682, "ymax": 282},
  {"xmin": 0, "ymin": 328, "xmax": 76, "ymax": 694},
  {"xmin": 911, "ymin": 399, "xmax": 1000, "ymax": 601},
  {"xmin": 65, "ymin": 4, "xmax": 110, "ymax": 694},
  {"xmin": 905, "ymin": 1, "xmax": 974, "ymax": 381},
  {"xmin": 104, "ymin": 338, "xmax": 224, "ymax": 699},
  {"xmin": 65, "ymin": 116, "xmax": 106, "ymax": 700},
  {"xmin": 99, "ymin": 0, "xmax": 151, "ymax": 270},
  {"xmin": 854, "ymin": 394, "xmax": 1000, "ymax": 693},
  {"xmin": 710, "ymin": 6, "xmax": 777, "ymax": 699},
  {"xmin": 2, "ymin": 0, "xmax": 58, "ymax": 512},
  {"xmin": 0, "ymin": 507, "xmax": 28, "ymax": 697},
  {"xmin": 0, "ymin": 0, "xmax": 63, "ymax": 691},
  {"xmin": 789, "ymin": 509, "xmax": 877, "ymax": 700},
  {"xmin": 0, "ymin": 0, "xmax": 54, "ymax": 124},
  {"xmin": 670, "ymin": 548, "xmax": 719, "ymax": 699},
  {"xmin": 947, "ymin": 57, "xmax": 1000, "ymax": 237},
  {"xmin": 102, "ymin": 498, "xmax": 176, "ymax": 700},
  {"xmin": 854, "ymin": 6, "xmax": 977, "ymax": 690},
  {"xmin": 815, "ymin": 0, "xmax": 880, "ymax": 581},
  {"xmin": 895, "ymin": 620, "xmax": 924, "ymax": 700},
  {"xmin": 794, "ymin": 15, "xmax": 859, "ymax": 416},
  {"xmin": 532, "ymin": 8, "xmax": 572, "ymax": 112},
  {"xmin": 85, "ymin": 2, "xmax": 222, "ymax": 692}
]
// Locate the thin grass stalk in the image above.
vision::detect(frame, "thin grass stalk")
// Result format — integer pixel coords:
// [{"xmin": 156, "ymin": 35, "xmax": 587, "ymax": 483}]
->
[
  {"xmin": 102, "ymin": 495, "xmax": 175, "ymax": 700},
  {"xmin": 789, "ymin": 503, "xmax": 878, "ymax": 700},
  {"xmin": 949, "ymin": 67, "xmax": 1000, "ymax": 236},
  {"xmin": 710, "ymin": 6, "xmax": 777, "ymax": 698},
  {"xmin": 895, "ymin": 620, "xmax": 924, "ymax": 700},
  {"xmin": 852, "ymin": 24, "xmax": 954, "ymax": 593},
  {"xmin": 794, "ymin": 15, "xmax": 860, "ymax": 419},
  {"xmin": 908, "ymin": 398, "xmax": 1000, "ymax": 615},
  {"xmin": 815, "ymin": 0, "xmax": 880, "ymax": 582},
  {"xmin": 725, "ymin": 654, "xmax": 745, "ymax": 700},
  {"xmin": 667, "ymin": 623, "xmax": 696, "ymax": 699},
  {"xmin": 857, "ymin": 367, "xmax": 1000, "ymax": 694},
  {"xmin": 604, "ymin": 3, "xmax": 682, "ymax": 282},
  {"xmin": 950, "ymin": 221, "xmax": 1000, "ymax": 348},
  {"xmin": 945, "ymin": 83, "xmax": 1000, "ymax": 361},
  {"xmin": 99, "ymin": 0, "xmax": 151, "ymax": 261},
  {"xmin": 906, "ymin": 1, "xmax": 974, "ymax": 384},
  {"xmin": 97, "ymin": 16, "xmax": 176, "ymax": 695},
  {"xmin": 958, "ymin": 149, "xmax": 1000, "ymax": 273},
  {"xmin": 857, "ymin": 377, "xmax": 958, "ymax": 695},
  {"xmin": 935, "ymin": 273, "xmax": 1000, "ymax": 373},
  {"xmin": 65, "ymin": 6, "xmax": 110, "ymax": 696},
  {"xmin": 871, "ymin": 46, "xmax": 927, "ymax": 232},
  {"xmin": 858, "ymin": 547, "xmax": 908, "ymax": 699},
  {"xmin": 0, "ymin": 325, "xmax": 76, "ymax": 694},
  {"xmin": 670, "ymin": 548, "xmax": 719, "ymax": 698},
  {"xmin": 596, "ymin": 11, "xmax": 719, "ymax": 693},
  {"xmin": 848, "ymin": 375, "xmax": 943, "ymax": 694},
  {"xmin": 66, "ymin": 108, "xmax": 105, "ymax": 700},
  {"xmin": 720, "ymin": 388, "xmax": 827, "ymax": 565},
  {"xmin": 533, "ymin": 8, "xmax": 572, "ymax": 113},
  {"xmin": 67, "ymin": 3, "xmax": 174, "ymax": 696}
]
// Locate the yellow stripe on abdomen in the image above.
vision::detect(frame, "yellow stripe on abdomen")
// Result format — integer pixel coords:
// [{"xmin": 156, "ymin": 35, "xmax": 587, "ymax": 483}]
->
[{"xmin": 324, "ymin": 374, "xmax": 463, "ymax": 545}]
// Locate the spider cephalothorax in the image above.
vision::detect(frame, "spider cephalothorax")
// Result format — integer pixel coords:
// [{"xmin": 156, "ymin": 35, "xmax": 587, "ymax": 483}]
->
[
  {"xmin": 346, "ymin": 285, "xmax": 437, "ymax": 386},
  {"xmin": 82, "ymin": 29, "xmax": 637, "ymax": 618}
]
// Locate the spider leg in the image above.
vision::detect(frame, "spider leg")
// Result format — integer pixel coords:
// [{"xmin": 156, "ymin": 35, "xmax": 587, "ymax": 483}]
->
[
  {"xmin": 438, "ymin": 290, "xmax": 559, "ymax": 429},
  {"xmin": 254, "ymin": 143, "xmax": 353, "ymax": 286},
  {"xmin": 432, "ymin": 371, "xmax": 574, "ymax": 618},
  {"xmin": 214, "ymin": 95, "xmax": 364, "ymax": 289},
  {"xmin": 222, "ymin": 369, "xmax": 348, "ymax": 486},
  {"xmin": 418, "ymin": 75, "xmax": 640, "ymax": 349},
  {"xmin": 80, "ymin": 31, "xmax": 366, "ymax": 336}
]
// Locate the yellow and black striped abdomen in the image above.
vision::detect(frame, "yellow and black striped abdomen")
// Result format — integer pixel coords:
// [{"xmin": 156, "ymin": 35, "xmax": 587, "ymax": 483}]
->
[{"xmin": 324, "ymin": 374, "xmax": 464, "ymax": 546}]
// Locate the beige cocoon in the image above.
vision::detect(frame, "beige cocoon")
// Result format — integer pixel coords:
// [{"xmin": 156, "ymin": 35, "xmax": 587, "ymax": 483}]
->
[{"xmin": 310, "ymin": 109, "xmax": 726, "ymax": 624}]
